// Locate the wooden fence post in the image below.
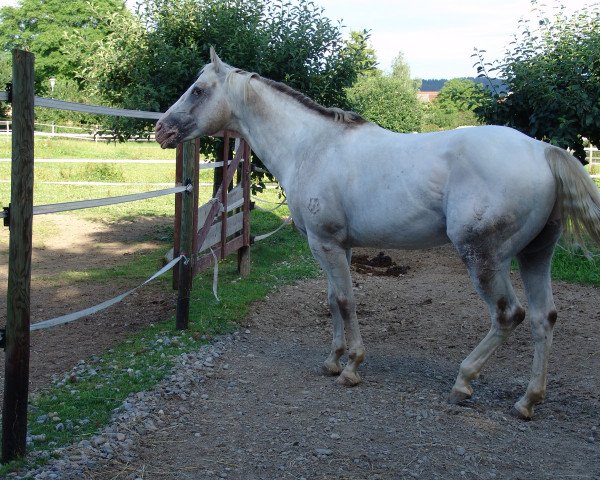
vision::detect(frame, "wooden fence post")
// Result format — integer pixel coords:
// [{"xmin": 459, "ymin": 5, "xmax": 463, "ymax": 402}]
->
[
  {"xmin": 2, "ymin": 49, "xmax": 35, "ymax": 463},
  {"xmin": 175, "ymin": 140, "xmax": 197, "ymax": 330},
  {"xmin": 237, "ymin": 141, "xmax": 251, "ymax": 277},
  {"xmin": 172, "ymin": 144, "xmax": 183, "ymax": 290}
]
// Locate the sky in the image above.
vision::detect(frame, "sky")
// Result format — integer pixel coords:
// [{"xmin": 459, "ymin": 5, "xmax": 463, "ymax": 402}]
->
[{"xmin": 0, "ymin": 0, "xmax": 596, "ymax": 78}]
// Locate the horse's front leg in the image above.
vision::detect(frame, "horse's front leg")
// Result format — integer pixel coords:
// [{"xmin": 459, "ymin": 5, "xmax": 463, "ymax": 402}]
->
[
  {"xmin": 309, "ymin": 239, "xmax": 364, "ymax": 386},
  {"xmin": 322, "ymin": 249, "xmax": 353, "ymax": 376}
]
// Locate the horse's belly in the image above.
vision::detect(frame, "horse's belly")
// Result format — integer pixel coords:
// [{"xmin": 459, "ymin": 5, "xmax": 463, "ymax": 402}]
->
[{"xmin": 347, "ymin": 215, "xmax": 450, "ymax": 250}]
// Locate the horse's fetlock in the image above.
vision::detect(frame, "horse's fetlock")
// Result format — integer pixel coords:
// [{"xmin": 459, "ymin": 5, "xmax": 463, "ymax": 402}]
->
[
  {"xmin": 334, "ymin": 345, "xmax": 346, "ymax": 356},
  {"xmin": 348, "ymin": 348, "xmax": 365, "ymax": 364}
]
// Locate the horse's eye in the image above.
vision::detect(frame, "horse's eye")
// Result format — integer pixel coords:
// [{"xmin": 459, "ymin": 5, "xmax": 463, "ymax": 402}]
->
[{"xmin": 191, "ymin": 86, "xmax": 203, "ymax": 96}]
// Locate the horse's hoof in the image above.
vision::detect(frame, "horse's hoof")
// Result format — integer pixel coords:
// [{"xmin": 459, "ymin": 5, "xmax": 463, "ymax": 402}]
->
[
  {"xmin": 448, "ymin": 388, "xmax": 472, "ymax": 404},
  {"xmin": 322, "ymin": 362, "xmax": 342, "ymax": 377},
  {"xmin": 510, "ymin": 402, "xmax": 533, "ymax": 421},
  {"xmin": 336, "ymin": 370, "xmax": 361, "ymax": 387}
]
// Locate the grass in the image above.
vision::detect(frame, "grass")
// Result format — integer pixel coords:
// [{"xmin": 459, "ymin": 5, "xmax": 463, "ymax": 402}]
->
[
  {"xmin": 551, "ymin": 245, "xmax": 600, "ymax": 285},
  {"xmin": 0, "ymin": 135, "xmax": 174, "ymax": 160}
]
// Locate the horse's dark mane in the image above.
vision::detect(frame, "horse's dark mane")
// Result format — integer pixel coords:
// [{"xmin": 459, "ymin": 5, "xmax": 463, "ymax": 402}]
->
[{"xmin": 255, "ymin": 75, "xmax": 367, "ymax": 126}]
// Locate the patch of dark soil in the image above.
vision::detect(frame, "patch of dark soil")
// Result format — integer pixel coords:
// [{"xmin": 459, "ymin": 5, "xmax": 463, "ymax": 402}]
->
[{"xmin": 352, "ymin": 251, "xmax": 410, "ymax": 277}]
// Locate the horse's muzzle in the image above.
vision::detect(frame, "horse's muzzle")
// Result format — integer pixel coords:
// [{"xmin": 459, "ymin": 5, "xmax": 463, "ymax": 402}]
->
[{"xmin": 155, "ymin": 120, "xmax": 179, "ymax": 149}]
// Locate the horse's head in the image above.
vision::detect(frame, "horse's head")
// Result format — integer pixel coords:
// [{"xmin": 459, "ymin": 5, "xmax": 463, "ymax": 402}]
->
[{"xmin": 155, "ymin": 47, "xmax": 232, "ymax": 148}]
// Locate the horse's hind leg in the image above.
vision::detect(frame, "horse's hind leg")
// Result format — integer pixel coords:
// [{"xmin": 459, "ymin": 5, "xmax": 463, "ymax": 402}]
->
[
  {"xmin": 449, "ymin": 252, "xmax": 526, "ymax": 403},
  {"xmin": 309, "ymin": 239, "xmax": 364, "ymax": 386},
  {"xmin": 513, "ymin": 221, "xmax": 561, "ymax": 419}
]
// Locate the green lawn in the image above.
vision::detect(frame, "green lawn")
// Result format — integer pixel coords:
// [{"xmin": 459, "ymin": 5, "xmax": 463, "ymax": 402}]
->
[{"xmin": 0, "ymin": 135, "xmax": 174, "ymax": 160}]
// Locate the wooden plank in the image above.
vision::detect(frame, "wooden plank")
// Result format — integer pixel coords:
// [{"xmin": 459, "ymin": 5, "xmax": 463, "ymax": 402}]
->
[
  {"xmin": 197, "ymin": 200, "xmax": 216, "ymax": 229},
  {"xmin": 2, "ymin": 49, "xmax": 35, "ymax": 463},
  {"xmin": 193, "ymin": 236, "xmax": 245, "ymax": 275},
  {"xmin": 227, "ymin": 183, "xmax": 243, "ymax": 206},
  {"xmin": 220, "ymin": 134, "xmax": 229, "ymax": 259},
  {"xmin": 199, "ymin": 212, "xmax": 244, "ymax": 253}
]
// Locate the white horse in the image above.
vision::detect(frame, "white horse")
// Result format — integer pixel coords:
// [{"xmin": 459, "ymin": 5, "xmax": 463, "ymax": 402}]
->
[{"xmin": 156, "ymin": 48, "xmax": 600, "ymax": 419}]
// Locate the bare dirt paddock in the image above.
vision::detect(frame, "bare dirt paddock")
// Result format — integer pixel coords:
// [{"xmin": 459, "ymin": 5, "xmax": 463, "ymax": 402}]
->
[
  {"xmin": 1, "ymin": 216, "xmax": 599, "ymax": 479},
  {"xmin": 93, "ymin": 246, "xmax": 599, "ymax": 480}
]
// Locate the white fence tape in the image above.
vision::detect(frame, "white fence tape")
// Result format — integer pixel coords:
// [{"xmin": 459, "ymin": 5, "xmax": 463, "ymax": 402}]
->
[
  {"xmin": 34, "ymin": 97, "xmax": 163, "ymax": 120},
  {"xmin": 31, "ymin": 185, "xmax": 190, "ymax": 216},
  {"xmin": 253, "ymin": 217, "xmax": 293, "ymax": 242},
  {"xmin": 31, "ymin": 255, "xmax": 183, "ymax": 331}
]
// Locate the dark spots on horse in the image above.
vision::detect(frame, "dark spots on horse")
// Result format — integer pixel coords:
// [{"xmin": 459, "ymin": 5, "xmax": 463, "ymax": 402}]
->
[
  {"xmin": 497, "ymin": 297, "xmax": 508, "ymax": 313},
  {"xmin": 337, "ymin": 297, "xmax": 351, "ymax": 320},
  {"xmin": 307, "ymin": 198, "xmax": 320, "ymax": 215},
  {"xmin": 547, "ymin": 310, "xmax": 558, "ymax": 326},
  {"xmin": 495, "ymin": 297, "xmax": 525, "ymax": 329}
]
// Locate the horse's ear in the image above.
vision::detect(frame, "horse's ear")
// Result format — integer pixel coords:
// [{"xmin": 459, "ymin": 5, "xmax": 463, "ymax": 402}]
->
[{"xmin": 210, "ymin": 46, "xmax": 225, "ymax": 73}]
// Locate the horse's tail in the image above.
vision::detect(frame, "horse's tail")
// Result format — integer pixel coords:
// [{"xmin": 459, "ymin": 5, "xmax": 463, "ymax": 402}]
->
[{"xmin": 545, "ymin": 146, "xmax": 600, "ymax": 248}]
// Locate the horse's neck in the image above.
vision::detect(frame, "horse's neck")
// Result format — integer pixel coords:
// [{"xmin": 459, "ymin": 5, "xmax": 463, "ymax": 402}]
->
[{"xmin": 229, "ymin": 81, "xmax": 332, "ymax": 190}]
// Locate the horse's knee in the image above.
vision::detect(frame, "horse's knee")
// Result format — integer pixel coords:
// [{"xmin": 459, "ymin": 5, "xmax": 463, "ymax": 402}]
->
[
  {"xmin": 529, "ymin": 309, "xmax": 557, "ymax": 341},
  {"xmin": 495, "ymin": 297, "xmax": 525, "ymax": 332}
]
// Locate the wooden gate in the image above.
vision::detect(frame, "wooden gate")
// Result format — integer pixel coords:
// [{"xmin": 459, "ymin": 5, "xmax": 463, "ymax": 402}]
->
[{"xmin": 172, "ymin": 132, "xmax": 252, "ymax": 329}]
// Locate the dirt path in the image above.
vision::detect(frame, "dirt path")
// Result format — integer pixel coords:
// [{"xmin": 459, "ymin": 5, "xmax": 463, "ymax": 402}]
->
[
  {"xmin": 88, "ymin": 246, "xmax": 599, "ymax": 480},
  {"xmin": 0, "ymin": 214, "xmax": 176, "ymax": 397}
]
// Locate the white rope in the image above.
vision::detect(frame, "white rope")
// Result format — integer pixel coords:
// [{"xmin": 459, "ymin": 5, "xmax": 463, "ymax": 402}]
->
[
  {"xmin": 251, "ymin": 195, "xmax": 286, "ymax": 205},
  {"xmin": 253, "ymin": 217, "xmax": 293, "ymax": 242},
  {"xmin": 31, "ymin": 185, "xmax": 189, "ymax": 216},
  {"xmin": 34, "ymin": 97, "xmax": 163, "ymax": 120},
  {"xmin": 30, "ymin": 255, "xmax": 183, "ymax": 331},
  {"xmin": 209, "ymin": 248, "xmax": 220, "ymax": 302},
  {"xmin": 253, "ymin": 200, "xmax": 287, "ymax": 213}
]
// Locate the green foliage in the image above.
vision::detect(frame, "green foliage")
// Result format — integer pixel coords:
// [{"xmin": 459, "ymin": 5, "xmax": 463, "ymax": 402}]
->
[
  {"xmin": 346, "ymin": 75, "xmax": 422, "ymax": 132},
  {"xmin": 346, "ymin": 52, "xmax": 421, "ymax": 132},
  {"xmin": 0, "ymin": 0, "xmax": 129, "ymax": 89},
  {"xmin": 84, "ymin": 0, "xmax": 376, "ymax": 125},
  {"xmin": 422, "ymin": 78, "xmax": 485, "ymax": 131},
  {"xmin": 474, "ymin": 2, "xmax": 600, "ymax": 161},
  {"xmin": 391, "ymin": 52, "xmax": 421, "ymax": 92},
  {"xmin": 0, "ymin": 51, "xmax": 10, "ymax": 118}
]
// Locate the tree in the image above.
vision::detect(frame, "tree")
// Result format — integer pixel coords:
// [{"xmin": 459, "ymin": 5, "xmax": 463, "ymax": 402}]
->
[
  {"xmin": 474, "ymin": 2, "xmax": 600, "ymax": 162},
  {"xmin": 422, "ymin": 78, "xmax": 486, "ymax": 131},
  {"xmin": 85, "ymin": 0, "xmax": 375, "ymax": 118},
  {"xmin": 346, "ymin": 75, "xmax": 422, "ymax": 132},
  {"xmin": 0, "ymin": 52, "xmax": 10, "ymax": 118},
  {"xmin": 346, "ymin": 54, "xmax": 422, "ymax": 133},
  {"xmin": 391, "ymin": 52, "xmax": 421, "ymax": 92},
  {"xmin": 0, "ymin": 0, "xmax": 129, "ymax": 90}
]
